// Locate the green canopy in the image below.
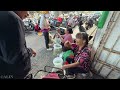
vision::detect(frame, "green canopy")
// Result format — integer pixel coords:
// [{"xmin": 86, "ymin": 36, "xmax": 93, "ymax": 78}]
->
[{"xmin": 97, "ymin": 11, "xmax": 109, "ymax": 29}]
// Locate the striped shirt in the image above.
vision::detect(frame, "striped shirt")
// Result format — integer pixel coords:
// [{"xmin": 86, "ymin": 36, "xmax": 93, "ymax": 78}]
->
[{"xmin": 72, "ymin": 44, "xmax": 91, "ymax": 72}]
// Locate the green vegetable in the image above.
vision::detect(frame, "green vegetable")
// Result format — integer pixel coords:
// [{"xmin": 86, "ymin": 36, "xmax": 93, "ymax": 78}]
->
[{"xmin": 62, "ymin": 50, "xmax": 74, "ymax": 62}]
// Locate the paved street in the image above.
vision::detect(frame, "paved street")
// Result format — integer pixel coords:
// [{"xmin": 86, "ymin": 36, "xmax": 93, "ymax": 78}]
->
[{"xmin": 25, "ymin": 31, "xmax": 55, "ymax": 76}]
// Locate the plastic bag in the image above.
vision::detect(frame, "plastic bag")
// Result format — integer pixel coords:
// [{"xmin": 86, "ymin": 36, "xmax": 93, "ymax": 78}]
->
[{"xmin": 62, "ymin": 50, "xmax": 74, "ymax": 62}]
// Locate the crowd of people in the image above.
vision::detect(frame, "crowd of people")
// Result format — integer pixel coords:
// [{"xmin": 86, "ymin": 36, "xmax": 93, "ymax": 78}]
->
[{"xmin": 0, "ymin": 11, "xmax": 92, "ymax": 79}]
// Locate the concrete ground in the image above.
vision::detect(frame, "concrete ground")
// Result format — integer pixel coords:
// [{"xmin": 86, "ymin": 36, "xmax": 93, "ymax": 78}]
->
[{"xmin": 25, "ymin": 31, "xmax": 55, "ymax": 76}]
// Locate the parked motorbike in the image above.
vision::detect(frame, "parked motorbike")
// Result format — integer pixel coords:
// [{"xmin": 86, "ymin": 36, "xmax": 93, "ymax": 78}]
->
[
  {"xmin": 85, "ymin": 19, "xmax": 94, "ymax": 30},
  {"xmin": 24, "ymin": 20, "xmax": 35, "ymax": 32},
  {"xmin": 49, "ymin": 19, "xmax": 61, "ymax": 30}
]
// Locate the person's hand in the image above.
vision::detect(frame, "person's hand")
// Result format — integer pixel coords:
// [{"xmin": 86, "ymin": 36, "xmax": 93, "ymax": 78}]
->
[
  {"xmin": 31, "ymin": 49, "xmax": 36, "ymax": 57},
  {"xmin": 57, "ymin": 32, "xmax": 61, "ymax": 37},
  {"xmin": 62, "ymin": 65, "xmax": 68, "ymax": 70},
  {"xmin": 64, "ymin": 40, "xmax": 72, "ymax": 47},
  {"xmin": 48, "ymin": 27, "xmax": 51, "ymax": 31},
  {"xmin": 55, "ymin": 33, "xmax": 58, "ymax": 37}
]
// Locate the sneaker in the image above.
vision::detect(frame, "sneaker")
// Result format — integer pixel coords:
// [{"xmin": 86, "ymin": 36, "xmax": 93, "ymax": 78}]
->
[
  {"xmin": 47, "ymin": 48, "xmax": 53, "ymax": 51},
  {"xmin": 48, "ymin": 44, "xmax": 53, "ymax": 47}
]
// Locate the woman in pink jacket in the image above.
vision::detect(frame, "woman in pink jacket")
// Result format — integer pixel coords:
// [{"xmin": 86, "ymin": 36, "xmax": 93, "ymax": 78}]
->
[{"xmin": 57, "ymin": 27, "xmax": 74, "ymax": 47}]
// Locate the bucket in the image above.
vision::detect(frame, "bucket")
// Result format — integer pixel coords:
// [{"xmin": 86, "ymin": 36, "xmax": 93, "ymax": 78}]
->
[
  {"xmin": 54, "ymin": 37, "xmax": 61, "ymax": 44},
  {"xmin": 53, "ymin": 57, "xmax": 63, "ymax": 68},
  {"xmin": 53, "ymin": 44, "xmax": 62, "ymax": 56},
  {"xmin": 52, "ymin": 57, "xmax": 66, "ymax": 75},
  {"xmin": 52, "ymin": 57, "xmax": 63, "ymax": 72}
]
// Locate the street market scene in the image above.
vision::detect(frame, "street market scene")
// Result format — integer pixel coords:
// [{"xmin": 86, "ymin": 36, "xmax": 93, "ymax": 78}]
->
[{"xmin": 0, "ymin": 11, "xmax": 120, "ymax": 79}]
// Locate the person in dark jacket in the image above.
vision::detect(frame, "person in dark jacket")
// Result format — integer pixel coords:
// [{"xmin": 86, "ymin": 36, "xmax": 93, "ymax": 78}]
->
[
  {"xmin": 77, "ymin": 14, "xmax": 86, "ymax": 32},
  {"xmin": 0, "ymin": 11, "xmax": 36, "ymax": 79}
]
